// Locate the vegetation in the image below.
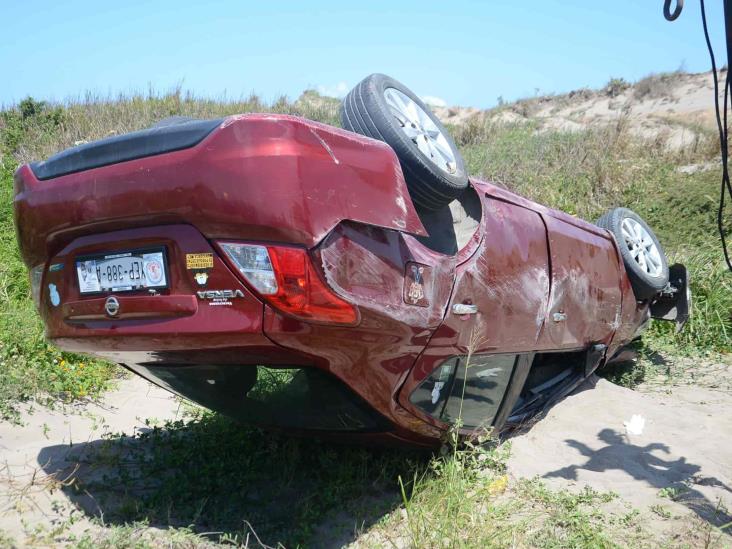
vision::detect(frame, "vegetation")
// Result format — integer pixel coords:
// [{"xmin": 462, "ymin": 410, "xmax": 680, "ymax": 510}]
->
[
  {"xmin": 632, "ymin": 71, "xmax": 681, "ymax": 100},
  {"xmin": 605, "ymin": 77, "xmax": 630, "ymax": 98},
  {"xmin": 16, "ymin": 408, "xmax": 678, "ymax": 548},
  {"xmin": 453, "ymin": 113, "xmax": 730, "ymax": 355},
  {"xmin": 0, "ymin": 76, "xmax": 731, "ymax": 546},
  {"xmin": 0, "ymin": 100, "xmax": 118, "ymax": 422}
]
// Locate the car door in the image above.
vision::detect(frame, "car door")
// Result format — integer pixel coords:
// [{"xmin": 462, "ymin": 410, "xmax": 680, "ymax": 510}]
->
[
  {"xmin": 399, "ymin": 195, "xmax": 551, "ymax": 430},
  {"xmin": 538, "ymin": 215, "xmax": 623, "ymax": 350}
]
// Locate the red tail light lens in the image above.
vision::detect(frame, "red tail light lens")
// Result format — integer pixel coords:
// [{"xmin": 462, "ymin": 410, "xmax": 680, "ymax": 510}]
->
[{"xmin": 217, "ymin": 242, "xmax": 358, "ymax": 325}]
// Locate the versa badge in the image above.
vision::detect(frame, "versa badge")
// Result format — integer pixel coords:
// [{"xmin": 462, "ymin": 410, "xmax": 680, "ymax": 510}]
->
[{"xmin": 197, "ymin": 289, "xmax": 244, "ymax": 306}]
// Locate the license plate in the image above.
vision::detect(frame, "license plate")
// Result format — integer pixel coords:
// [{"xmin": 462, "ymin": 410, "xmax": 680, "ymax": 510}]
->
[{"xmin": 76, "ymin": 248, "xmax": 168, "ymax": 294}]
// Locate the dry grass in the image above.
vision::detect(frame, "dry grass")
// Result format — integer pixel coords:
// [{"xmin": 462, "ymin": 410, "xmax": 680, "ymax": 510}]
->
[
  {"xmin": 0, "ymin": 83, "xmax": 730, "ymax": 548},
  {"xmin": 633, "ymin": 71, "xmax": 681, "ymax": 100},
  {"xmin": 4, "ymin": 87, "xmax": 340, "ymax": 165}
]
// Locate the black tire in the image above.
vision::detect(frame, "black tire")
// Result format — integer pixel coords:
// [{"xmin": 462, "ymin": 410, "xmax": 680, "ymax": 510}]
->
[
  {"xmin": 340, "ymin": 74, "xmax": 469, "ymax": 211},
  {"xmin": 596, "ymin": 207, "xmax": 669, "ymax": 300}
]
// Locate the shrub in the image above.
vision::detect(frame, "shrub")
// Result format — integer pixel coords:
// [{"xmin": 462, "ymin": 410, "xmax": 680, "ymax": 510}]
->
[
  {"xmin": 633, "ymin": 72, "xmax": 679, "ymax": 100},
  {"xmin": 605, "ymin": 77, "xmax": 630, "ymax": 97}
]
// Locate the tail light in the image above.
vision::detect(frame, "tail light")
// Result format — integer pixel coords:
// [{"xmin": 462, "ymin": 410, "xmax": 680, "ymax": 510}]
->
[{"xmin": 217, "ymin": 242, "xmax": 358, "ymax": 325}]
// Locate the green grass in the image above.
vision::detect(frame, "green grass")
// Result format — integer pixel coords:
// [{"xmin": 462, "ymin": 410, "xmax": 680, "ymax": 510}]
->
[
  {"xmin": 0, "ymin": 145, "xmax": 117, "ymax": 422},
  {"xmin": 70, "ymin": 523, "xmax": 216, "ymax": 549},
  {"xmin": 39, "ymin": 409, "xmax": 680, "ymax": 548},
  {"xmin": 1, "ymin": 85, "xmax": 731, "ymax": 546},
  {"xmin": 384, "ymin": 434, "xmax": 641, "ymax": 548}
]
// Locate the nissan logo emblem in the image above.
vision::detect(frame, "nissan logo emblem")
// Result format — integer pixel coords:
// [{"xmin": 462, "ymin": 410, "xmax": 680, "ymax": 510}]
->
[{"xmin": 105, "ymin": 296, "xmax": 120, "ymax": 317}]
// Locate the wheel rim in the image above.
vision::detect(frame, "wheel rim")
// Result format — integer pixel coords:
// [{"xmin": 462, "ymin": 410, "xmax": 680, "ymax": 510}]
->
[
  {"xmin": 383, "ymin": 87, "xmax": 457, "ymax": 175},
  {"xmin": 621, "ymin": 217, "xmax": 664, "ymax": 277}
]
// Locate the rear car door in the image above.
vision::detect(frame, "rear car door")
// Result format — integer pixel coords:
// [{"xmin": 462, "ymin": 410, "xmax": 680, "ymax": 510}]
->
[{"xmin": 399, "ymin": 196, "xmax": 551, "ymax": 431}]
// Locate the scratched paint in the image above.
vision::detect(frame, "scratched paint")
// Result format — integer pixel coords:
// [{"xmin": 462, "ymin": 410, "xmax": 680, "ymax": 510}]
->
[
  {"xmin": 13, "ymin": 110, "xmax": 659, "ymax": 446},
  {"xmin": 309, "ymin": 128, "xmax": 340, "ymax": 164},
  {"xmin": 13, "ymin": 114, "xmax": 428, "ymax": 268},
  {"xmin": 540, "ymin": 215, "xmax": 622, "ymax": 349}
]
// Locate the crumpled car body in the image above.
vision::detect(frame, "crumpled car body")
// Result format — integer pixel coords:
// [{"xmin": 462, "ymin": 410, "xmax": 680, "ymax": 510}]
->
[{"xmin": 13, "ymin": 114, "xmax": 681, "ymax": 447}]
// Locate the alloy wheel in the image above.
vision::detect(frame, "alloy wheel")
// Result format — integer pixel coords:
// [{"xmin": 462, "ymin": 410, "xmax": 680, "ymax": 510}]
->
[{"xmin": 383, "ymin": 87, "xmax": 457, "ymax": 175}]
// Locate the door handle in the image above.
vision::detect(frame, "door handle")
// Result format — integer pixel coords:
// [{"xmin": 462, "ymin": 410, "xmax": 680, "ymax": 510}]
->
[{"xmin": 452, "ymin": 303, "xmax": 478, "ymax": 315}]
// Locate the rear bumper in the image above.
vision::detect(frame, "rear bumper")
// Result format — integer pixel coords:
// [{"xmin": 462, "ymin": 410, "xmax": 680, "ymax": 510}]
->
[
  {"xmin": 34, "ymin": 222, "xmax": 443, "ymax": 446},
  {"xmin": 41, "ymin": 224, "xmax": 266, "ymax": 352}
]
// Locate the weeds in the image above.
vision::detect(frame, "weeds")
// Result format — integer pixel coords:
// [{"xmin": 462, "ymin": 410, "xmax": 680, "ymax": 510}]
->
[
  {"xmin": 633, "ymin": 71, "xmax": 681, "ymax": 100},
  {"xmin": 39, "ymin": 406, "xmax": 661, "ymax": 548},
  {"xmin": 367, "ymin": 437, "xmax": 652, "ymax": 548},
  {"xmin": 50, "ymin": 409, "xmax": 422, "ymax": 546},
  {"xmin": 0, "ymin": 141, "xmax": 116, "ymax": 420},
  {"xmin": 70, "ymin": 523, "xmax": 217, "ymax": 549},
  {"xmin": 605, "ymin": 77, "xmax": 630, "ymax": 98},
  {"xmin": 0, "ymin": 82, "xmax": 729, "ymax": 417}
]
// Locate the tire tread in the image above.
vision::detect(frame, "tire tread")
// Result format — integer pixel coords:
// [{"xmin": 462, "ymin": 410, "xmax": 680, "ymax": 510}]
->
[{"xmin": 340, "ymin": 74, "xmax": 468, "ymax": 210}]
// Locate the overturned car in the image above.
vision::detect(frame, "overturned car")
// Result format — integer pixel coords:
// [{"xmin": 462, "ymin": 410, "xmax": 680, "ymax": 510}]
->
[{"xmin": 13, "ymin": 75, "xmax": 690, "ymax": 447}]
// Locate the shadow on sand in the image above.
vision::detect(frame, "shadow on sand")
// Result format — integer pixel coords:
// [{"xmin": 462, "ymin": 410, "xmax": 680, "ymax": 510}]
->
[
  {"xmin": 37, "ymin": 413, "xmax": 425, "ymax": 547},
  {"xmin": 544, "ymin": 427, "xmax": 732, "ymax": 527}
]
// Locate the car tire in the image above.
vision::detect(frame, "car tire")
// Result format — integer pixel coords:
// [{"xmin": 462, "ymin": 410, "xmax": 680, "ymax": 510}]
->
[
  {"xmin": 340, "ymin": 74, "xmax": 469, "ymax": 211},
  {"xmin": 596, "ymin": 207, "xmax": 669, "ymax": 300}
]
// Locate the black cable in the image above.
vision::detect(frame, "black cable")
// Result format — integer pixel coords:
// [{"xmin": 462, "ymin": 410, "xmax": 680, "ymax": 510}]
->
[
  {"xmin": 665, "ymin": 0, "xmax": 684, "ymax": 21},
  {"xmin": 700, "ymin": 0, "xmax": 732, "ymax": 272}
]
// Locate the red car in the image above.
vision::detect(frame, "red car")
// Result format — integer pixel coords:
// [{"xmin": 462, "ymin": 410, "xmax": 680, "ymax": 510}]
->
[{"xmin": 13, "ymin": 75, "xmax": 689, "ymax": 447}]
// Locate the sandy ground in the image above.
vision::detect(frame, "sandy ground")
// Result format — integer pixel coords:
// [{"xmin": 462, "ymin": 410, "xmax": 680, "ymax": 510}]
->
[
  {"xmin": 432, "ymin": 70, "xmax": 725, "ymax": 150},
  {"xmin": 1, "ymin": 365, "xmax": 731, "ymax": 546},
  {"xmin": 0, "ymin": 377, "xmax": 182, "ymax": 544},
  {"xmin": 508, "ymin": 374, "xmax": 732, "ymax": 540}
]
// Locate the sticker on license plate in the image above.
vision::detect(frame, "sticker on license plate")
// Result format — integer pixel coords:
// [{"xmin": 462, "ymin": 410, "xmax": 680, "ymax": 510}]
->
[{"xmin": 76, "ymin": 249, "xmax": 168, "ymax": 294}]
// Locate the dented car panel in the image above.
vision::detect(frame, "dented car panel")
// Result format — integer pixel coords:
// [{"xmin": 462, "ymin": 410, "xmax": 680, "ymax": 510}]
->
[
  {"xmin": 540, "ymin": 215, "xmax": 622, "ymax": 350},
  {"xmin": 13, "ymin": 114, "xmax": 663, "ymax": 447},
  {"xmin": 13, "ymin": 115, "xmax": 426, "ymax": 269}
]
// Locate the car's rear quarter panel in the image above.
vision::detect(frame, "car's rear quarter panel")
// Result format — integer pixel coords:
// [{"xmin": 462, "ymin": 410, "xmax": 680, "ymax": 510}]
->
[
  {"xmin": 13, "ymin": 115, "xmax": 426, "ymax": 269},
  {"xmin": 262, "ymin": 222, "xmax": 457, "ymax": 442}
]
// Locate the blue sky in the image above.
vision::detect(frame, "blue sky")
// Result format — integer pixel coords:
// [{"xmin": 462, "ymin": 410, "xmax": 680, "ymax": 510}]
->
[{"xmin": 0, "ymin": 0, "xmax": 726, "ymax": 108}]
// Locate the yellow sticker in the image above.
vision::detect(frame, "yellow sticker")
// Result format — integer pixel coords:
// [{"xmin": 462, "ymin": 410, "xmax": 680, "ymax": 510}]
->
[{"xmin": 186, "ymin": 253, "xmax": 214, "ymax": 270}]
